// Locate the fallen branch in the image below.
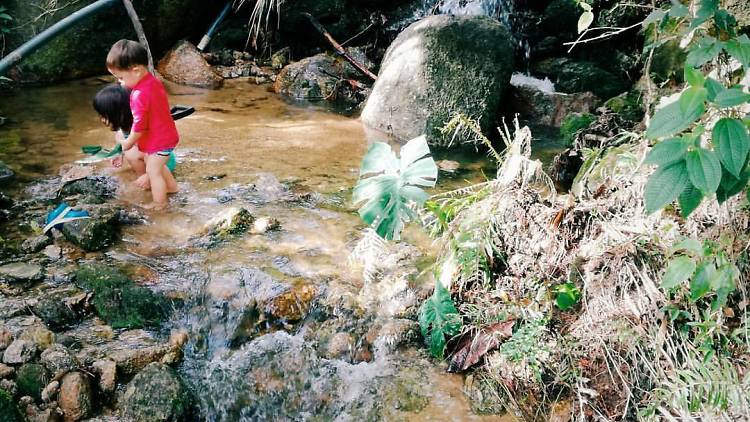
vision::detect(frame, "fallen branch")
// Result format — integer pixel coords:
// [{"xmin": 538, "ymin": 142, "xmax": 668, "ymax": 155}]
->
[
  {"xmin": 302, "ymin": 12, "xmax": 377, "ymax": 81},
  {"xmin": 121, "ymin": 0, "xmax": 154, "ymax": 73}
]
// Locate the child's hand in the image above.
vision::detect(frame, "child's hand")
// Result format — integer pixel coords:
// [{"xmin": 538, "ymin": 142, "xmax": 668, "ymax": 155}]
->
[{"xmin": 111, "ymin": 155, "xmax": 123, "ymax": 168}]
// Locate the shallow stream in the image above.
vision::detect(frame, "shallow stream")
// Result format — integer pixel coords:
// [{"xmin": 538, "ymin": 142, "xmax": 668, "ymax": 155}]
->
[{"xmin": 0, "ymin": 77, "xmax": 521, "ymax": 420}]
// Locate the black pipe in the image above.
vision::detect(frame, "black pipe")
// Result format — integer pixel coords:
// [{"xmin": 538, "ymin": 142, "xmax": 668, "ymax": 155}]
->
[
  {"xmin": 197, "ymin": 1, "xmax": 233, "ymax": 52},
  {"xmin": 0, "ymin": 0, "xmax": 119, "ymax": 76}
]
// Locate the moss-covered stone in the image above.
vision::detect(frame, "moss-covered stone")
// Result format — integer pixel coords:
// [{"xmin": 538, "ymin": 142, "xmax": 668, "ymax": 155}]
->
[
  {"xmin": 560, "ymin": 113, "xmax": 595, "ymax": 146},
  {"xmin": 120, "ymin": 362, "xmax": 191, "ymax": 422},
  {"xmin": 16, "ymin": 363, "xmax": 49, "ymax": 401},
  {"xmin": 650, "ymin": 39, "xmax": 687, "ymax": 84},
  {"xmin": 362, "ymin": 15, "xmax": 514, "ymax": 146},
  {"xmin": 74, "ymin": 264, "xmax": 169, "ymax": 329},
  {"xmin": 0, "ymin": 389, "xmax": 23, "ymax": 422}
]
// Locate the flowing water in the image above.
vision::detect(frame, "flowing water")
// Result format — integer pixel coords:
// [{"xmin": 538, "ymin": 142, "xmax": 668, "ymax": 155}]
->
[{"xmin": 0, "ymin": 77, "xmax": 518, "ymax": 421}]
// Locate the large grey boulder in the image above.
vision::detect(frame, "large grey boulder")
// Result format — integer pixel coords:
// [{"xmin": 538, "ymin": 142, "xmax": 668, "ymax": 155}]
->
[{"xmin": 361, "ymin": 15, "xmax": 514, "ymax": 146}]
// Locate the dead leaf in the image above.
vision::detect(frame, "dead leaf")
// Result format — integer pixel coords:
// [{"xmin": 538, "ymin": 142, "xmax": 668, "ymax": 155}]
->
[{"xmin": 448, "ymin": 319, "xmax": 515, "ymax": 372}]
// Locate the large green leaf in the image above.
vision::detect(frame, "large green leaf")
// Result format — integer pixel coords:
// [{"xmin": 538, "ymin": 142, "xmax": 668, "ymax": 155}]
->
[
  {"xmin": 678, "ymin": 183, "xmax": 704, "ymax": 217},
  {"xmin": 712, "ymin": 88, "xmax": 750, "ymax": 108},
  {"xmin": 684, "ymin": 66, "xmax": 705, "ymax": 88},
  {"xmin": 661, "ymin": 256, "xmax": 696, "ymax": 290},
  {"xmin": 690, "ymin": 262, "xmax": 715, "ymax": 302},
  {"xmin": 710, "ymin": 264, "xmax": 737, "ymax": 311},
  {"xmin": 419, "ymin": 282, "xmax": 462, "ymax": 358},
  {"xmin": 646, "ymin": 98, "xmax": 705, "ymax": 139},
  {"xmin": 686, "ymin": 148, "xmax": 722, "ymax": 194},
  {"xmin": 353, "ymin": 136, "xmax": 437, "ymax": 240},
  {"xmin": 704, "ymin": 78, "xmax": 725, "ymax": 101},
  {"xmin": 686, "ymin": 37, "xmax": 723, "ymax": 67},
  {"xmin": 713, "ymin": 118, "xmax": 750, "ymax": 178},
  {"xmin": 554, "ymin": 282, "xmax": 581, "ymax": 311},
  {"xmin": 726, "ymin": 34, "xmax": 750, "ymax": 70},
  {"xmin": 645, "ymin": 160, "xmax": 690, "ymax": 214},
  {"xmin": 716, "ymin": 167, "xmax": 750, "ymax": 204},
  {"xmin": 644, "ymin": 137, "xmax": 690, "ymax": 167},
  {"xmin": 679, "ymin": 87, "xmax": 707, "ymax": 115}
]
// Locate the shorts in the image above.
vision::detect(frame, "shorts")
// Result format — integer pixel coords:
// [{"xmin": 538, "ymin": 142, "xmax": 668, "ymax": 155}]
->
[{"xmin": 155, "ymin": 148, "xmax": 174, "ymax": 157}]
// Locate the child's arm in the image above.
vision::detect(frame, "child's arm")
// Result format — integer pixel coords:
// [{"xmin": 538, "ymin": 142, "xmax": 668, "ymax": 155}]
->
[{"xmin": 118, "ymin": 131, "xmax": 142, "ymax": 151}]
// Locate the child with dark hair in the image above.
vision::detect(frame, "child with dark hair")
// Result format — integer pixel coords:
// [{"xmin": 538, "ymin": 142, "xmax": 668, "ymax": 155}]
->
[
  {"xmin": 92, "ymin": 84, "xmax": 176, "ymax": 187},
  {"xmin": 106, "ymin": 39, "xmax": 179, "ymax": 210}
]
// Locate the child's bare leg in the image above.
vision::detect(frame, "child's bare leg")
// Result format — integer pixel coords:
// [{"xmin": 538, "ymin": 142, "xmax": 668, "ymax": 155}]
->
[
  {"xmin": 144, "ymin": 153, "xmax": 170, "ymax": 210},
  {"xmin": 124, "ymin": 146, "xmax": 150, "ymax": 190},
  {"xmin": 162, "ymin": 165, "xmax": 178, "ymax": 193}
]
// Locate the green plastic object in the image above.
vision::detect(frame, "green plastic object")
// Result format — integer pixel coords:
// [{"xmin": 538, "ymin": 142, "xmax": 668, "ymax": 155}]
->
[{"xmin": 76, "ymin": 143, "xmax": 123, "ymax": 164}]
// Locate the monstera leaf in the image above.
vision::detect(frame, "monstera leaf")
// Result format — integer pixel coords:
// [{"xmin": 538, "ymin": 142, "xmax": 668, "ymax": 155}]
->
[
  {"xmin": 419, "ymin": 281, "xmax": 462, "ymax": 359},
  {"xmin": 353, "ymin": 135, "xmax": 437, "ymax": 240}
]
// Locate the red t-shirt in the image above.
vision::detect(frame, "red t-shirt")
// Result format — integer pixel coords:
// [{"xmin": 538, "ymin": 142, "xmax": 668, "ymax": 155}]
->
[{"xmin": 130, "ymin": 73, "xmax": 179, "ymax": 153}]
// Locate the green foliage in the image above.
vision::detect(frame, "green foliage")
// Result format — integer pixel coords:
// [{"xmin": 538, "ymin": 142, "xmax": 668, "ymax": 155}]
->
[
  {"xmin": 560, "ymin": 113, "xmax": 595, "ymax": 147},
  {"xmin": 553, "ymin": 282, "xmax": 581, "ymax": 311},
  {"xmin": 498, "ymin": 318, "xmax": 549, "ymax": 382},
  {"xmin": 418, "ymin": 281, "xmax": 462, "ymax": 358},
  {"xmin": 660, "ymin": 238, "xmax": 740, "ymax": 358},
  {"xmin": 353, "ymin": 136, "xmax": 437, "ymax": 240},
  {"xmin": 16, "ymin": 364, "xmax": 49, "ymax": 401},
  {"xmin": 643, "ymin": 5, "xmax": 750, "ymax": 216},
  {"xmin": 0, "ymin": 389, "xmax": 22, "ymax": 422}
]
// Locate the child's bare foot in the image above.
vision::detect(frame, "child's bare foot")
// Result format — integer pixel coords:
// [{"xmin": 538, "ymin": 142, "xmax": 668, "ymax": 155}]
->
[
  {"xmin": 141, "ymin": 202, "xmax": 167, "ymax": 211},
  {"xmin": 167, "ymin": 186, "xmax": 179, "ymax": 194},
  {"xmin": 134, "ymin": 174, "xmax": 151, "ymax": 190}
]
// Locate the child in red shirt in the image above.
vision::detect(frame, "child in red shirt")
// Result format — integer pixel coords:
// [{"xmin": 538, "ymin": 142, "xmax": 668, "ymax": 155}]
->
[{"xmin": 106, "ymin": 39, "xmax": 179, "ymax": 210}]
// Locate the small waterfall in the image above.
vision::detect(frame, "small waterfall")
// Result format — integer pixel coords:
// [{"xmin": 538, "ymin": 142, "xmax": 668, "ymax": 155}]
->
[{"xmin": 437, "ymin": 0, "xmax": 515, "ymax": 29}]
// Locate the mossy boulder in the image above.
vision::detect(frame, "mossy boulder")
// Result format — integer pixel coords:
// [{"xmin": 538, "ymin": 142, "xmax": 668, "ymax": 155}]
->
[
  {"xmin": 533, "ymin": 57, "xmax": 628, "ymax": 99},
  {"xmin": 119, "ymin": 362, "xmax": 191, "ymax": 422},
  {"xmin": 74, "ymin": 264, "xmax": 169, "ymax": 329},
  {"xmin": 0, "ymin": 389, "xmax": 23, "ymax": 422},
  {"xmin": 361, "ymin": 15, "xmax": 514, "ymax": 146},
  {"xmin": 16, "ymin": 363, "xmax": 49, "ymax": 401},
  {"xmin": 31, "ymin": 288, "xmax": 82, "ymax": 331}
]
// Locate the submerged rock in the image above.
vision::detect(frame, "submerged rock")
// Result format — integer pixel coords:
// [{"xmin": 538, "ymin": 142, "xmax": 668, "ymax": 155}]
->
[
  {"xmin": 61, "ymin": 205, "xmax": 120, "ymax": 252},
  {"xmin": 157, "ymin": 40, "xmax": 224, "ymax": 89},
  {"xmin": 74, "ymin": 265, "xmax": 170, "ymax": 329},
  {"xmin": 58, "ymin": 371, "xmax": 93, "ymax": 422},
  {"xmin": 361, "ymin": 15, "xmax": 514, "ymax": 145},
  {"xmin": 59, "ymin": 176, "xmax": 117, "ymax": 204},
  {"xmin": 120, "ymin": 362, "xmax": 191, "ymax": 422},
  {"xmin": 200, "ymin": 207, "xmax": 255, "ymax": 239}
]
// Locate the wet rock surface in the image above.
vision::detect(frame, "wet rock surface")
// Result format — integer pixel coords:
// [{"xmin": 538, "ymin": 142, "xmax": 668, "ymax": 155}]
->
[
  {"xmin": 74, "ymin": 265, "xmax": 170, "ymax": 329},
  {"xmin": 0, "ymin": 262, "xmax": 44, "ymax": 284},
  {"xmin": 61, "ymin": 205, "xmax": 121, "ymax": 252},
  {"xmin": 361, "ymin": 15, "xmax": 514, "ymax": 145},
  {"xmin": 3, "ymin": 339, "xmax": 38, "ymax": 364},
  {"xmin": 158, "ymin": 40, "xmax": 224, "ymax": 89},
  {"xmin": 58, "ymin": 371, "xmax": 93, "ymax": 422},
  {"xmin": 120, "ymin": 362, "xmax": 191, "ymax": 422}
]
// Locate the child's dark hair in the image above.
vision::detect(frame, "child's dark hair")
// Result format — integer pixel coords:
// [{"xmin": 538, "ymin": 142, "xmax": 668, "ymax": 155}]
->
[
  {"xmin": 106, "ymin": 39, "xmax": 148, "ymax": 70},
  {"xmin": 93, "ymin": 84, "xmax": 133, "ymax": 132}
]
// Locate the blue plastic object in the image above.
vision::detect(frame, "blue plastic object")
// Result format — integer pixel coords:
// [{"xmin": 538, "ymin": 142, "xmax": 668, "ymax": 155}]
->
[{"xmin": 45, "ymin": 202, "xmax": 89, "ymax": 231}]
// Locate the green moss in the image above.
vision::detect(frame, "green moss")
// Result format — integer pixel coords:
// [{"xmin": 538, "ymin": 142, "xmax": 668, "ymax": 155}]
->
[
  {"xmin": 16, "ymin": 363, "xmax": 49, "ymax": 401},
  {"xmin": 604, "ymin": 91, "xmax": 645, "ymax": 123},
  {"xmin": 560, "ymin": 113, "xmax": 595, "ymax": 146},
  {"xmin": 75, "ymin": 264, "xmax": 169, "ymax": 329},
  {"xmin": 0, "ymin": 389, "xmax": 23, "ymax": 422}
]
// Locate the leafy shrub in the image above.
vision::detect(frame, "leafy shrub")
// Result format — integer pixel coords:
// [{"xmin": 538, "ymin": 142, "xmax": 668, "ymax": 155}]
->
[{"xmin": 643, "ymin": 3, "xmax": 750, "ymax": 216}]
